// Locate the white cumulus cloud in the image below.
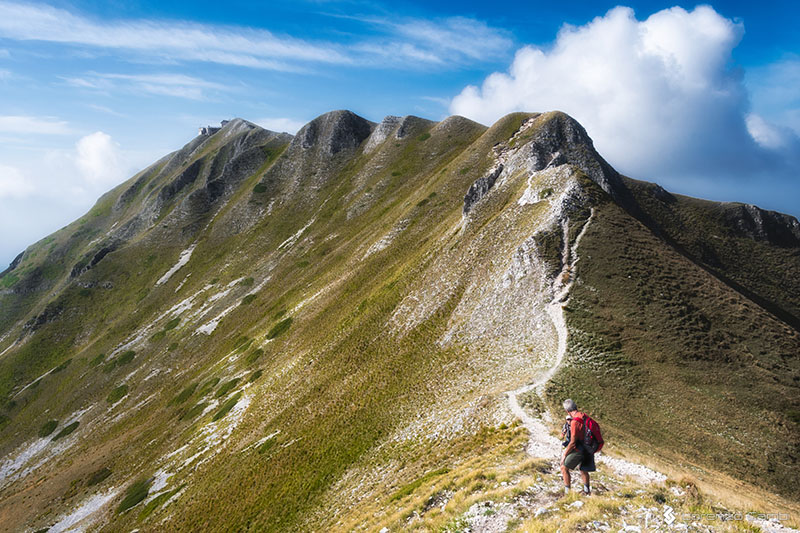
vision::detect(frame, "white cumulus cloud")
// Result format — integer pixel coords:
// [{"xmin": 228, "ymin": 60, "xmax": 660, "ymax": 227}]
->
[
  {"xmin": 0, "ymin": 164, "xmax": 34, "ymax": 198},
  {"xmin": 450, "ymin": 5, "xmax": 799, "ymax": 184},
  {"xmin": 74, "ymin": 131, "xmax": 126, "ymax": 185},
  {"xmin": 0, "ymin": 130, "xmax": 144, "ymax": 265},
  {"xmin": 745, "ymin": 114, "xmax": 788, "ymax": 150}
]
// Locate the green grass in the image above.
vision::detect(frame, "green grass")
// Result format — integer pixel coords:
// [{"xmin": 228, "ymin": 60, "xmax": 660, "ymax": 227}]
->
[
  {"xmin": 51, "ymin": 358, "xmax": 72, "ymax": 373},
  {"xmin": 236, "ymin": 339, "xmax": 253, "ymax": 352},
  {"xmin": 51, "ymin": 421, "xmax": 79, "ymax": 441},
  {"xmin": 233, "ymin": 336, "xmax": 250, "ymax": 349},
  {"xmin": 0, "ymin": 272, "xmax": 19, "ymax": 288},
  {"xmin": 38, "ymin": 419, "xmax": 58, "ymax": 437},
  {"xmin": 171, "ymin": 383, "xmax": 198, "ymax": 405},
  {"xmin": 417, "ymin": 132, "xmax": 431, "ymax": 142},
  {"xmin": 248, "ymin": 370, "xmax": 263, "ymax": 382},
  {"xmin": 103, "ymin": 350, "xmax": 136, "ymax": 372},
  {"xmin": 117, "ymin": 478, "xmax": 152, "ymax": 513},
  {"xmin": 241, "ymin": 294, "xmax": 256, "ymax": 305},
  {"xmin": 390, "ymin": 468, "xmax": 450, "ymax": 501},
  {"xmin": 245, "ymin": 348, "xmax": 264, "ymax": 364},
  {"xmin": 107, "ymin": 384, "xmax": 129, "ymax": 404},
  {"xmin": 87, "ymin": 467, "xmax": 112, "ymax": 486},
  {"xmin": 257, "ymin": 435, "xmax": 277, "ymax": 454},
  {"xmin": 214, "ymin": 378, "xmax": 240, "ymax": 398},
  {"xmin": 212, "ymin": 392, "xmax": 242, "ymax": 421},
  {"xmin": 198, "ymin": 377, "xmax": 220, "ymax": 397},
  {"xmin": 138, "ymin": 484, "xmax": 186, "ymax": 521},
  {"xmin": 89, "ymin": 353, "xmax": 105, "ymax": 366},
  {"xmin": 266, "ymin": 317, "xmax": 292, "ymax": 339},
  {"xmin": 179, "ymin": 402, "xmax": 207, "ymax": 421},
  {"xmin": 164, "ymin": 317, "xmax": 181, "ymax": 330}
]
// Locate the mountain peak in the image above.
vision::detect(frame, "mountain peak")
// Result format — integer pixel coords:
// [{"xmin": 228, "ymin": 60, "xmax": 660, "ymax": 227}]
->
[
  {"xmin": 364, "ymin": 115, "xmax": 435, "ymax": 153},
  {"xmin": 292, "ymin": 109, "xmax": 375, "ymax": 155},
  {"xmin": 518, "ymin": 111, "xmax": 621, "ymax": 196}
]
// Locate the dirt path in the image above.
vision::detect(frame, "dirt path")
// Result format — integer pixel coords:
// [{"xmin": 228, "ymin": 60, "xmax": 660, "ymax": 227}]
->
[{"xmin": 505, "ymin": 210, "xmax": 666, "ymax": 484}]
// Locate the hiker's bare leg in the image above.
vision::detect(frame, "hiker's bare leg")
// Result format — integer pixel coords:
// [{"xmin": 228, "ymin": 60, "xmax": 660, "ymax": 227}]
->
[
  {"xmin": 580, "ymin": 471, "xmax": 590, "ymax": 493},
  {"xmin": 560, "ymin": 464, "xmax": 570, "ymax": 488}
]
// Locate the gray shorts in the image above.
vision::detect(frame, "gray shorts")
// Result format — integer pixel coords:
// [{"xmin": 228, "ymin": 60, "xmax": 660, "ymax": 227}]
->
[{"xmin": 564, "ymin": 450, "xmax": 596, "ymax": 472}]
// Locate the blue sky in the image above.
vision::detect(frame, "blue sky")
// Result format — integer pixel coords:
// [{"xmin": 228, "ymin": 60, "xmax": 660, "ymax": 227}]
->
[{"xmin": 1, "ymin": 1, "xmax": 798, "ymax": 267}]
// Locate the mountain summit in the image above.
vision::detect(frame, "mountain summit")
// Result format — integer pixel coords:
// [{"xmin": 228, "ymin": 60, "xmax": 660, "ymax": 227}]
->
[{"xmin": 1, "ymin": 110, "xmax": 798, "ymax": 532}]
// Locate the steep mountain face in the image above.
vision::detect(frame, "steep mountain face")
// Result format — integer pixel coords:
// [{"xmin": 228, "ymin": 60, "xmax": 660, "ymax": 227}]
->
[{"xmin": 0, "ymin": 110, "xmax": 798, "ymax": 532}]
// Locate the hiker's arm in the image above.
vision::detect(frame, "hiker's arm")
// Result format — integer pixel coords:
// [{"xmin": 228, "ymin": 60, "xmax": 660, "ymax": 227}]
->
[
  {"xmin": 564, "ymin": 419, "xmax": 580, "ymax": 455},
  {"xmin": 561, "ymin": 419, "xmax": 580, "ymax": 463}
]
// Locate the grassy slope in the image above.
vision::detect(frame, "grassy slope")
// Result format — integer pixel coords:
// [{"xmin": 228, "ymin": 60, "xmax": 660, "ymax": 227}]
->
[
  {"xmin": 1, "ymin": 110, "xmax": 799, "ymax": 531},
  {"xmin": 0, "ymin": 115, "xmax": 516, "ymax": 531},
  {"xmin": 623, "ymin": 177, "xmax": 800, "ymax": 328},
  {"xmin": 148, "ymin": 115, "xmax": 533, "ymax": 532},
  {"xmin": 547, "ymin": 194, "xmax": 800, "ymax": 501}
]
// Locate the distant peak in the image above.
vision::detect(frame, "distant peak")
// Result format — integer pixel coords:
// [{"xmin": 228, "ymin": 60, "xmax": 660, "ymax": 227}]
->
[
  {"xmin": 725, "ymin": 203, "xmax": 800, "ymax": 247},
  {"xmin": 293, "ymin": 110, "xmax": 375, "ymax": 155},
  {"xmin": 364, "ymin": 115, "xmax": 434, "ymax": 153},
  {"xmin": 197, "ymin": 118, "xmax": 263, "ymax": 137},
  {"xmin": 199, "ymin": 119, "xmax": 231, "ymax": 136}
]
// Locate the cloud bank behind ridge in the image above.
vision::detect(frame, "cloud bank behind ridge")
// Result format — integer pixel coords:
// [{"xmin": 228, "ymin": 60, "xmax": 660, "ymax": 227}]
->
[{"xmin": 450, "ymin": 6, "xmax": 800, "ymax": 196}]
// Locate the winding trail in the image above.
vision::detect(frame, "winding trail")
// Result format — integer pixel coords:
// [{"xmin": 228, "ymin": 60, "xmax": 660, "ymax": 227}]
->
[{"xmin": 506, "ymin": 209, "xmax": 666, "ymax": 483}]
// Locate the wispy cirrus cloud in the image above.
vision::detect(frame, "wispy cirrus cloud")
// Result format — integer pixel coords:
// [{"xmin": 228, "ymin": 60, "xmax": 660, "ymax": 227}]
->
[
  {"xmin": 391, "ymin": 16, "xmax": 512, "ymax": 63},
  {"xmin": 0, "ymin": 1, "xmax": 347, "ymax": 71},
  {"xmin": 64, "ymin": 72, "xmax": 230, "ymax": 100},
  {"xmin": 333, "ymin": 13, "xmax": 513, "ymax": 66},
  {"xmin": 0, "ymin": 1, "xmax": 511, "ymax": 70},
  {"xmin": 0, "ymin": 115, "xmax": 73, "ymax": 135},
  {"xmin": 85, "ymin": 104, "xmax": 126, "ymax": 117}
]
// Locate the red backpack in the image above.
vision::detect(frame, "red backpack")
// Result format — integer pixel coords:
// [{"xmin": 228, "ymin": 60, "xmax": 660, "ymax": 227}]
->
[{"xmin": 582, "ymin": 414, "xmax": 604, "ymax": 453}]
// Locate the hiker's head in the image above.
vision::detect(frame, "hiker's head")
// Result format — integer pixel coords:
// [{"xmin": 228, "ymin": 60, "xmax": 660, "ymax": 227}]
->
[{"xmin": 563, "ymin": 399, "xmax": 578, "ymax": 414}]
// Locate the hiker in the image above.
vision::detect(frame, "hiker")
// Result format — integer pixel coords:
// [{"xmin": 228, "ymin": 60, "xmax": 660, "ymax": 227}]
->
[{"xmin": 560, "ymin": 398, "xmax": 601, "ymax": 495}]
